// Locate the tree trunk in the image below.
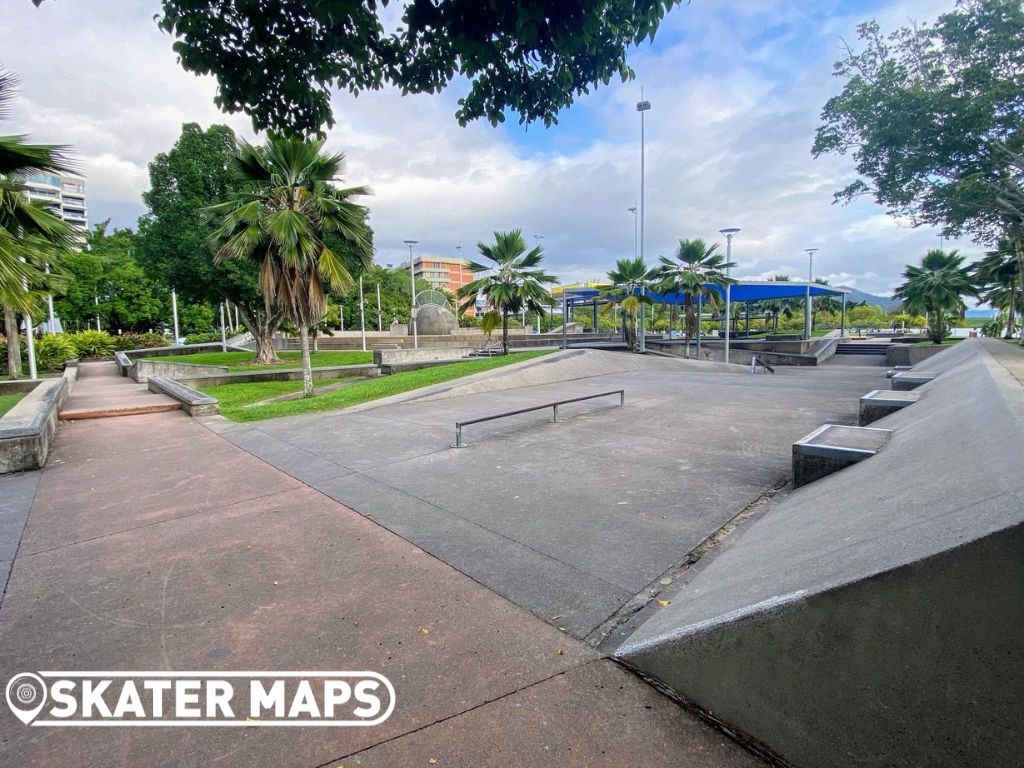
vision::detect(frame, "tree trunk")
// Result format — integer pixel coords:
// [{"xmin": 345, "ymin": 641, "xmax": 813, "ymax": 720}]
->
[
  {"xmin": 1014, "ymin": 237, "xmax": 1024, "ymax": 345},
  {"xmin": 1006, "ymin": 277, "xmax": 1016, "ymax": 339},
  {"xmin": 4, "ymin": 306, "xmax": 22, "ymax": 378},
  {"xmin": 501, "ymin": 310, "xmax": 509, "ymax": 355},
  {"xmin": 683, "ymin": 296, "xmax": 692, "ymax": 358},
  {"xmin": 237, "ymin": 305, "xmax": 283, "ymax": 365},
  {"xmin": 299, "ymin": 324, "xmax": 313, "ymax": 397},
  {"xmin": 624, "ymin": 310, "xmax": 636, "ymax": 352}
]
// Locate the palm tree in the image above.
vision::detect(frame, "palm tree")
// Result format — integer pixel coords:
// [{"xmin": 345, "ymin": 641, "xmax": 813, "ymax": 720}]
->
[
  {"xmin": 457, "ymin": 229, "xmax": 557, "ymax": 355},
  {"xmin": 758, "ymin": 275, "xmax": 800, "ymax": 334},
  {"xmin": 972, "ymin": 240, "xmax": 1021, "ymax": 340},
  {"xmin": 209, "ymin": 136, "xmax": 372, "ymax": 396},
  {"xmin": 655, "ymin": 239, "xmax": 735, "ymax": 357},
  {"xmin": 1, "ymin": 70, "xmax": 74, "ymax": 377},
  {"xmin": 599, "ymin": 256, "xmax": 657, "ymax": 352},
  {"xmin": 894, "ymin": 249, "xmax": 977, "ymax": 344}
]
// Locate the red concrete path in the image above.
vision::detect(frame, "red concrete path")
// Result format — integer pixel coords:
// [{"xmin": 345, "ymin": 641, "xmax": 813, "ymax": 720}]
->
[
  {"xmin": 59, "ymin": 360, "xmax": 179, "ymax": 420},
  {"xmin": 0, "ymin": 410, "xmax": 761, "ymax": 768}
]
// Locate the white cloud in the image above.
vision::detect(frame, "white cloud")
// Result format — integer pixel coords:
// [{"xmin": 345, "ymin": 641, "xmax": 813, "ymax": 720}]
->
[{"xmin": 1, "ymin": 0, "xmax": 986, "ymax": 291}]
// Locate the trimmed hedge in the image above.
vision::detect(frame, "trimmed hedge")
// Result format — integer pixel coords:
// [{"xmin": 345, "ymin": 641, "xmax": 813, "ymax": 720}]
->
[
  {"xmin": 185, "ymin": 331, "xmax": 225, "ymax": 345},
  {"xmin": 113, "ymin": 332, "xmax": 170, "ymax": 351}
]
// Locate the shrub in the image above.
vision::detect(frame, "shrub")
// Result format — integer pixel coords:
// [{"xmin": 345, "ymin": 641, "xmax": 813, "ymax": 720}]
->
[
  {"xmin": 34, "ymin": 334, "xmax": 78, "ymax": 371},
  {"xmin": 113, "ymin": 332, "xmax": 170, "ymax": 351},
  {"xmin": 185, "ymin": 331, "xmax": 224, "ymax": 345},
  {"xmin": 68, "ymin": 329, "xmax": 116, "ymax": 359}
]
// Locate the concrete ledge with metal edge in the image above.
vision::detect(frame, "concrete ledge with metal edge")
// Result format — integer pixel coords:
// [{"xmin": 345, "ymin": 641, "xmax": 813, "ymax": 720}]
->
[
  {"xmin": 117, "ymin": 342, "xmax": 250, "ymax": 382},
  {"xmin": 451, "ymin": 389, "xmax": 625, "ymax": 448},
  {"xmin": 791, "ymin": 423, "xmax": 892, "ymax": 487},
  {"xmin": 173, "ymin": 364, "xmax": 379, "ymax": 388},
  {"xmin": 147, "ymin": 376, "xmax": 219, "ymax": 417},
  {"xmin": 891, "ymin": 371, "xmax": 937, "ymax": 390},
  {"xmin": 0, "ymin": 364, "xmax": 78, "ymax": 473},
  {"xmin": 885, "ymin": 365, "xmax": 913, "ymax": 378},
  {"xmin": 614, "ymin": 339, "xmax": 1023, "ymax": 768},
  {"xmin": 859, "ymin": 389, "xmax": 920, "ymax": 425}
]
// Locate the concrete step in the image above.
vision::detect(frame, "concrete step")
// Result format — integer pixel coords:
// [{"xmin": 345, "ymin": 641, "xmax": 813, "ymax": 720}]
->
[{"xmin": 59, "ymin": 401, "xmax": 182, "ymax": 421}]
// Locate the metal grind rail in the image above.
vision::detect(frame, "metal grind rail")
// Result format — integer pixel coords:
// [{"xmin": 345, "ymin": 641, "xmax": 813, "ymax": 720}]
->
[{"xmin": 451, "ymin": 390, "xmax": 625, "ymax": 448}]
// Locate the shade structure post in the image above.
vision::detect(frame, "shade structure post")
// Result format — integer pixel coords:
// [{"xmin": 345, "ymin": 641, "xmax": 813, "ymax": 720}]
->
[
  {"xmin": 562, "ymin": 297, "xmax": 568, "ymax": 350},
  {"xmin": 696, "ymin": 293, "xmax": 702, "ymax": 357},
  {"xmin": 359, "ymin": 275, "xmax": 367, "ymax": 352}
]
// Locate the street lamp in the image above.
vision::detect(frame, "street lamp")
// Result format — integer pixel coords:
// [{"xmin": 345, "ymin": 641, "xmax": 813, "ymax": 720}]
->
[
  {"xmin": 627, "ymin": 205, "xmax": 638, "ymax": 259},
  {"xmin": 403, "ymin": 240, "xmax": 419, "ymax": 348},
  {"xmin": 532, "ymin": 235, "xmax": 545, "ymax": 334},
  {"xmin": 637, "ymin": 92, "xmax": 651, "ymax": 353},
  {"xmin": 719, "ymin": 228, "xmax": 740, "ymax": 363},
  {"xmin": 804, "ymin": 247, "xmax": 819, "ymax": 339}
]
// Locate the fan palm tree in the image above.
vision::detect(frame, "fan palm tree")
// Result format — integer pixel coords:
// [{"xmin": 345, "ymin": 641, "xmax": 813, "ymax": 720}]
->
[
  {"xmin": 208, "ymin": 136, "xmax": 372, "ymax": 396},
  {"xmin": 894, "ymin": 249, "xmax": 977, "ymax": 344},
  {"xmin": 599, "ymin": 256, "xmax": 657, "ymax": 352},
  {"xmin": 1, "ymin": 69, "xmax": 74, "ymax": 377},
  {"xmin": 972, "ymin": 240, "xmax": 1021, "ymax": 340},
  {"xmin": 457, "ymin": 229, "xmax": 557, "ymax": 355},
  {"xmin": 655, "ymin": 239, "xmax": 735, "ymax": 357}
]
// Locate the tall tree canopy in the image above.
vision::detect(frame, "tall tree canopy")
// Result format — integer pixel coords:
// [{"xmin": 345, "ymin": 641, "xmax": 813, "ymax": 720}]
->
[
  {"xmin": 812, "ymin": 0, "xmax": 1024, "ymax": 242},
  {"xmin": 156, "ymin": 0, "xmax": 685, "ymax": 135},
  {"xmin": 137, "ymin": 123, "xmax": 288, "ymax": 361}
]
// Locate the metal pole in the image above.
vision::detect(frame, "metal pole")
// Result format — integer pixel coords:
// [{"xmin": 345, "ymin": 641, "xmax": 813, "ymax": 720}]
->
[
  {"xmin": 376, "ymin": 283, "xmax": 383, "ymax": 332},
  {"xmin": 94, "ymin": 295, "xmax": 100, "ymax": 331},
  {"xmin": 359, "ymin": 275, "xmax": 367, "ymax": 352},
  {"xmin": 45, "ymin": 263, "xmax": 55, "ymax": 332},
  {"xmin": 234, "ymin": 304, "xmax": 239, "ymax": 331},
  {"xmin": 404, "ymin": 240, "xmax": 419, "ymax": 349},
  {"xmin": 720, "ymin": 229, "xmax": 739, "ymax": 363},
  {"xmin": 841, "ymin": 292, "xmax": 847, "ymax": 337},
  {"xmin": 21, "ymin": 261, "xmax": 36, "ymax": 379},
  {"xmin": 637, "ymin": 92, "xmax": 651, "ymax": 354},
  {"xmin": 219, "ymin": 303, "xmax": 227, "ymax": 352},
  {"xmin": 562, "ymin": 297, "xmax": 568, "ymax": 350},
  {"xmin": 171, "ymin": 287, "xmax": 180, "ymax": 346},
  {"xmin": 804, "ymin": 248, "xmax": 817, "ymax": 340}
]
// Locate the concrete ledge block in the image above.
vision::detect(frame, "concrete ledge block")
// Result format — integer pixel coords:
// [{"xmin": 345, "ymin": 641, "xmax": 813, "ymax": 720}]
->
[
  {"xmin": 891, "ymin": 372, "xmax": 937, "ymax": 391},
  {"xmin": 886, "ymin": 366, "xmax": 913, "ymax": 378},
  {"xmin": 148, "ymin": 377, "xmax": 219, "ymax": 417},
  {"xmin": 0, "ymin": 377, "xmax": 69, "ymax": 473},
  {"xmin": 859, "ymin": 390, "xmax": 920, "ymax": 425},
  {"xmin": 792, "ymin": 424, "xmax": 892, "ymax": 487}
]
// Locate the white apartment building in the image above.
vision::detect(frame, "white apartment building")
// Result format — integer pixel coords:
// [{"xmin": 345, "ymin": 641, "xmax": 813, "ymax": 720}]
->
[{"xmin": 24, "ymin": 171, "xmax": 88, "ymax": 241}]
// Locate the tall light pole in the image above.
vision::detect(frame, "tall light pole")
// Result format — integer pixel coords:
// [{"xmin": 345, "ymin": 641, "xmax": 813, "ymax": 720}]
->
[
  {"xmin": 627, "ymin": 205, "xmax": 638, "ymax": 259},
  {"xmin": 637, "ymin": 91, "xmax": 651, "ymax": 353},
  {"xmin": 403, "ymin": 240, "xmax": 419, "ymax": 348},
  {"xmin": 804, "ymin": 248, "xmax": 819, "ymax": 340},
  {"xmin": 359, "ymin": 274, "xmax": 367, "ymax": 351},
  {"xmin": 719, "ymin": 228, "xmax": 740, "ymax": 363},
  {"xmin": 171, "ymin": 287, "xmax": 181, "ymax": 345}
]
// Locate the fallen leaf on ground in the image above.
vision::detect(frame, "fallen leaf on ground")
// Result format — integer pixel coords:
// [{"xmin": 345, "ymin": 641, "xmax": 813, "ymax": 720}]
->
[
  {"xmin": 656, "ymin": 599, "xmax": 671, "ymax": 607},
  {"xmin": 417, "ymin": 626, "xmax": 430, "ymax": 635}
]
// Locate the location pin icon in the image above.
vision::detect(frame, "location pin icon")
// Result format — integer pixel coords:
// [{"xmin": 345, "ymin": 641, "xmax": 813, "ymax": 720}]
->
[{"xmin": 6, "ymin": 673, "xmax": 48, "ymax": 725}]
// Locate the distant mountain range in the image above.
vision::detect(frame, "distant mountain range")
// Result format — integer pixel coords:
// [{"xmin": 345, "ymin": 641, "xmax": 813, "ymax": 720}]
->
[{"xmin": 836, "ymin": 286, "xmax": 898, "ymax": 310}]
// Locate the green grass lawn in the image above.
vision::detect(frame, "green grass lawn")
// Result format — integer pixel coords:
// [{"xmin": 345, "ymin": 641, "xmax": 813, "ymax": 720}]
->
[
  {"xmin": 202, "ymin": 350, "xmax": 553, "ymax": 423},
  {"xmin": 146, "ymin": 350, "xmax": 373, "ymax": 371},
  {"xmin": 0, "ymin": 392, "xmax": 26, "ymax": 418},
  {"xmin": 913, "ymin": 337, "xmax": 964, "ymax": 345}
]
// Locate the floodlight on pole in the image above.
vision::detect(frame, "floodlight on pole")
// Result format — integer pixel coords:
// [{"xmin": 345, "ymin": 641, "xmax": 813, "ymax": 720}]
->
[
  {"xmin": 627, "ymin": 205, "xmax": 638, "ymax": 260},
  {"xmin": 719, "ymin": 228, "xmax": 740, "ymax": 363},
  {"xmin": 403, "ymin": 240, "xmax": 419, "ymax": 348},
  {"xmin": 637, "ymin": 91, "xmax": 651, "ymax": 353},
  {"xmin": 804, "ymin": 248, "xmax": 819, "ymax": 339}
]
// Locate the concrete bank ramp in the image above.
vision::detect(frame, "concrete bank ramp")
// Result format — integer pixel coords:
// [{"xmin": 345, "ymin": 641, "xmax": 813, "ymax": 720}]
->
[
  {"xmin": 417, "ymin": 348, "xmax": 739, "ymax": 402},
  {"xmin": 616, "ymin": 339, "xmax": 1023, "ymax": 768}
]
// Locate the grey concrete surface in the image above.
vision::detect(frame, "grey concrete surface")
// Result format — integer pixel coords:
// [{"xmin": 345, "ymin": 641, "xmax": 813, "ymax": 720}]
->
[
  {"xmin": 214, "ymin": 352, "xmax": 883, "ymax": 639},
  {"xmin": 0, "ymin": 372, "xmax": 73, "ymax": 473},
  {"xmin": 617, "ymin": 339, "xmax": 1024, "ymax": 768},
  {"xmin": 0, "ymin": 470, "xmax": 38, "ymax": 597}
]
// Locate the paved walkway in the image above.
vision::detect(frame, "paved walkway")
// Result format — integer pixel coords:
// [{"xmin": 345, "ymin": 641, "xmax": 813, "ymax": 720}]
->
[
  {"xmin": 59, "ymin": 360, "xmax": 179, "ymax": 420},
  {"xmin": 0, "ymin": 409, "xmax": 761, "ymax": 767}
]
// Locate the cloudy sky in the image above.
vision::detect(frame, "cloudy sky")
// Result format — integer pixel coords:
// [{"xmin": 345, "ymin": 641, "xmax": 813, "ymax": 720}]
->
[{"xmin": 3, "ymin": 0, "xmax": 982, "ymax": 297}]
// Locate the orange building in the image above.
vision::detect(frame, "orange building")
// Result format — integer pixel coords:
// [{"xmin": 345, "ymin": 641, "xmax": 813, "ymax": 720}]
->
[{"xmin": 410, "ymin": 256, "xmax": 479, "ymax": 315}]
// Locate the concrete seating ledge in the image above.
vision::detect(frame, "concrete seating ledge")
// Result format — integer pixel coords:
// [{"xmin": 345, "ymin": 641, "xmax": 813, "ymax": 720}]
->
[
  {"xmin": 0, "ymin": 365, "xmax": 78, "ymax": 473},
  {"xmin": 792, "ymin": 423, "xmax": 892, "ymax": 487},
  {"xmin": 147, "ymin": 377, "xmax": 219, "ymax": 417},
  {"xmin": 859, "ymin": 389, "xmax": 920, "ymax": 425},
  {"xmin": 891, "ymin": 371, "xmax": 937, "ymax": 390}
]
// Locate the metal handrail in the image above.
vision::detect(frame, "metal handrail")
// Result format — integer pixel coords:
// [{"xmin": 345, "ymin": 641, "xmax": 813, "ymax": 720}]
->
[{"xmin": 451, "ymin": 389, "xmax": 625, "ymax": 448}]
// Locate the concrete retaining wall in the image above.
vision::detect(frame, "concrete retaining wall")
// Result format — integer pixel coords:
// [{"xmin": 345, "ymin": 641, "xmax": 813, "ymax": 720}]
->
[
  {"xmin": 174, "ymin": 364, "xmax": 378, "ymax": 388},
  {"xmin": 129, "ymin": 359, "xmax": 229, "ymax": 383},
  {"xmin": 0, "ymin": 365, "xmax": 77, "ymax": 473},
  {"xmin": 617, "ymin": 339, "xmax": 1022, "ymax": 768},
  {"xmin": 646, "ymin": 335, "xmax": 840, "ymax": 367},
  {"xmin": 373, "ymin": 347, "xmax": 473, "ymax": 366},
  {"xmin": 885, "ymin": 342, "xmax": 958, "ymax": 366}
]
